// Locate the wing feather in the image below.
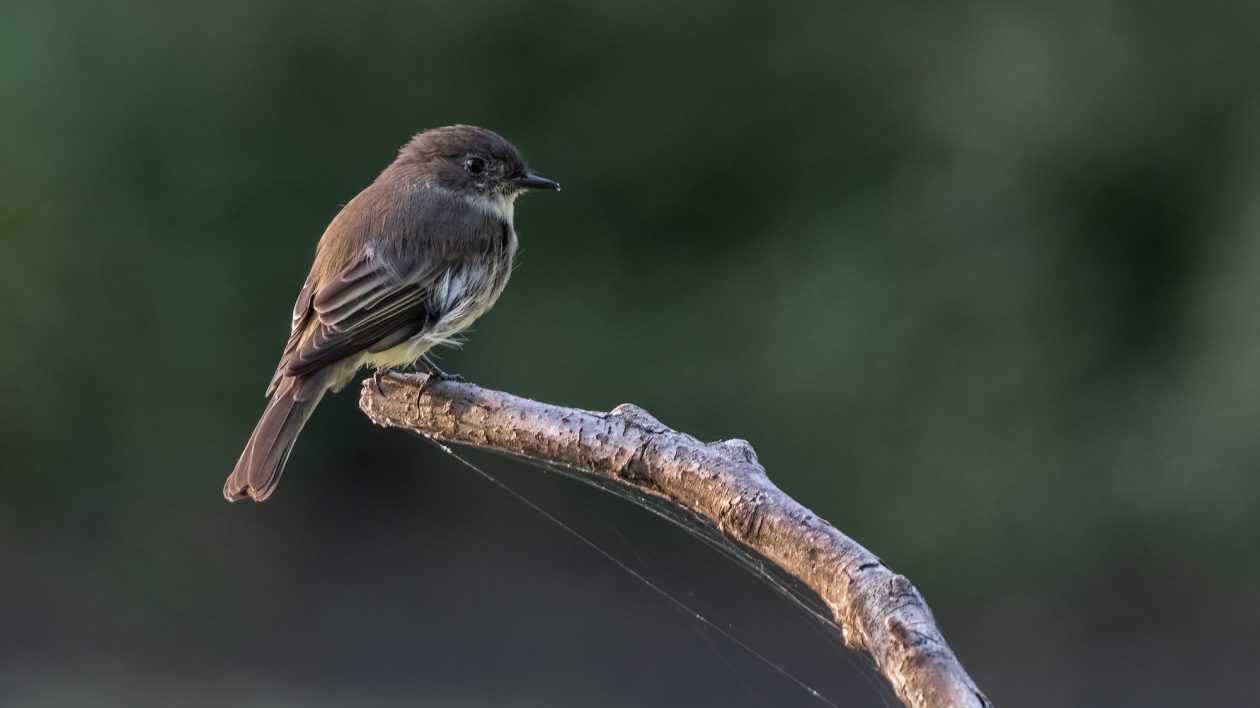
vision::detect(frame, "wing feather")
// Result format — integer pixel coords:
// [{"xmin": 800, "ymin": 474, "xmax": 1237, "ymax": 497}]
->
[{"xmin": 270, "ymin": 248, "xmax": 448, "ymax": 385}]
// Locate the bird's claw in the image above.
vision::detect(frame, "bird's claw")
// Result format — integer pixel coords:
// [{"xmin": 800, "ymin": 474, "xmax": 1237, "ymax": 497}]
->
[
  {"xmin": 418, "ymin": 355, "xmax": 465, "ymax": 383},
  {"xmin": 413, "ymin": 357, "xmax": 466, "ymax": 404}
]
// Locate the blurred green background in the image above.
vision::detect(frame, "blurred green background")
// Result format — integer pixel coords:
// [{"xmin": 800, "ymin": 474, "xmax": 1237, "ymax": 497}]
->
[{"xmin": 3, "ymin": 1, "xmax": 1258, "ymax": 705}]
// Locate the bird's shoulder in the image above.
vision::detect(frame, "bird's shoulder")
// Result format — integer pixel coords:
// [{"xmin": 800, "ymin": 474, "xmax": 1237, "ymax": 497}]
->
[{"xmin": 311, "ymin": 177, "xmax": 504, "ymax": 279}]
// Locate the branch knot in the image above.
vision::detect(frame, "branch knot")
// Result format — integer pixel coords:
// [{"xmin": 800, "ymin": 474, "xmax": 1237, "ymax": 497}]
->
[{"xmin": 610, "ymin": 403, "xmax": 668, "ymax": 432}]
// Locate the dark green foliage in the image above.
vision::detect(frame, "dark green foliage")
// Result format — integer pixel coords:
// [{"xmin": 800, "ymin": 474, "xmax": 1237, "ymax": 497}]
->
[{"xmin": 3, "ymin": 1, "xmax": 1258, "ymax": 705}]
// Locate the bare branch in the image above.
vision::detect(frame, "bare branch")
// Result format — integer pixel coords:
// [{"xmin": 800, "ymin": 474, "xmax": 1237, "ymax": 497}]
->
[{"xmin": 360, "ymin": 373, "xmax": 991, "ymax": 708}]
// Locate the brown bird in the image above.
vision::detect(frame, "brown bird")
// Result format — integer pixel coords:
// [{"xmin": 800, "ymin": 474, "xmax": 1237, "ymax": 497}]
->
[{"xmin": 224, "ymin": 125, "xmax": 559, "ymax": 502}]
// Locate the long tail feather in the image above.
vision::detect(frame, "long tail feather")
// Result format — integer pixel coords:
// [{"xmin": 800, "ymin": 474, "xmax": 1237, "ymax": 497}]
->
[{"xmin": 224, "ymin": 376, "xmax": 326, "ymax": 502}]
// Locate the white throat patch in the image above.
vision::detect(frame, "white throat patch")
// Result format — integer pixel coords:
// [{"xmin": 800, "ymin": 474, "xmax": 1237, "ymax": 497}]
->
[{"xmin": 465, "ymin": 191, "xmax": 516, "ymax": 222}]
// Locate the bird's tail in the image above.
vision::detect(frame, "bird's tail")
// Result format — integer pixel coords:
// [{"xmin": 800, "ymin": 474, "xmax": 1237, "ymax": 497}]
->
[{"xmin": 224, "ymin": 375, "xmax": 327, "ymax": 502}]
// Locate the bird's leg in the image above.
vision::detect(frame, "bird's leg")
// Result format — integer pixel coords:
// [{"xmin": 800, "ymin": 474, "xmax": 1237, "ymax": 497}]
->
[
  {"xmin": 418, "ymin": 355, "xmax": 467, "ymax": 384},
  {"xmin": 372, "ymin": 367, "xmax": 389, "ymax": 396},
  {"xmin": 369, "ymin": 357, "xmax": 466, "ymax": 401},
  {"xmin": 412, "ymin": 355, "xmax": 466, "ymax": 406},
  {"xmin": 409, "ymin": 360, "xmax": 433, "ymax": 405}
]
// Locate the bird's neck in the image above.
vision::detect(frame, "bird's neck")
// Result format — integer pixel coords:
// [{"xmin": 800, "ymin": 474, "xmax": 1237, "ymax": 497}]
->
[{"xmin": 464, "ymin": 191, "xmax": 516, "ymax": 224}]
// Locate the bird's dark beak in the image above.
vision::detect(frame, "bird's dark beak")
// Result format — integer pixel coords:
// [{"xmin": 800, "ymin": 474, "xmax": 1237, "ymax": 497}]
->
[{"xmin": 513, "ymin": 170, "xmax": 561, "ymax": 191}]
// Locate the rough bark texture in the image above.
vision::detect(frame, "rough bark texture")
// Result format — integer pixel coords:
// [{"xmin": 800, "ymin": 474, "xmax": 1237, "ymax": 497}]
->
[{"xmin": 360, "ymin": 373, "xmax": 992, "ymax": 708}]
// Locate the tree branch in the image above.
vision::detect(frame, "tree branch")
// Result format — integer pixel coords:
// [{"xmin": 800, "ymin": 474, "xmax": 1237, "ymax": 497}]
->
[{"xmin": 360, "ymin": 373, "xmax": 991, "ymax": 708}]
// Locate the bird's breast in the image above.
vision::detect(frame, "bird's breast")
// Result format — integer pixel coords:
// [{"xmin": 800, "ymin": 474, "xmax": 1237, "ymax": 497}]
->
[{"xmin": 362, "ymin": 218, "xmax": 516, "ymax": 371}]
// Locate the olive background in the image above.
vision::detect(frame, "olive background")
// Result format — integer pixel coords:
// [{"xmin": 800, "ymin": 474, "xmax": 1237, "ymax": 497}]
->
[{"xmin": 3, "ymin": 1, "xmax": 1258, "ymax": 706}]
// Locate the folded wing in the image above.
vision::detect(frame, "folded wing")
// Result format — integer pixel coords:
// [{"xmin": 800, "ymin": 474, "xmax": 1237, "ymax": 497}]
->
[{"xmin": 267, "ymin": 249, "xmax": 445, "ymax": 393}]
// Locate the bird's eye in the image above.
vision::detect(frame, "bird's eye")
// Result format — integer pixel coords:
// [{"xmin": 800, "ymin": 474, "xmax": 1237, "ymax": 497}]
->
[{"xmin": 464, "ymin": 157, "xmax": 487, "ymax": 175}]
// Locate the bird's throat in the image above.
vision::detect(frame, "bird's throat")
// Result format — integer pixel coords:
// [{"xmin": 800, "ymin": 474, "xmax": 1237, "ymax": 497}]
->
[{"xmin": 464, "ymin": 191, "xmax": 516, "ymax": 223}]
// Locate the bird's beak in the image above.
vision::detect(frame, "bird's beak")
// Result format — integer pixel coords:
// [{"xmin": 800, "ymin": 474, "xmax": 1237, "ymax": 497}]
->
[{"xmin": 512, "ymin": 170, "xmax": 561, "ymax": 191}]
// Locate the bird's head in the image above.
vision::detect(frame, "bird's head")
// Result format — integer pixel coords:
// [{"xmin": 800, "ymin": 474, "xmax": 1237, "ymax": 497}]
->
[{"xmin": 397, "ymin": 125, "xmax": 559, "ymax": 214}]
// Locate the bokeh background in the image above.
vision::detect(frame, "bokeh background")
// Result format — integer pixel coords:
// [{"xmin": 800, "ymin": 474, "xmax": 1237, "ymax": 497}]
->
[{"xmin": 3, "ymin": 1, "xmax": 1259, "ymax": 705}]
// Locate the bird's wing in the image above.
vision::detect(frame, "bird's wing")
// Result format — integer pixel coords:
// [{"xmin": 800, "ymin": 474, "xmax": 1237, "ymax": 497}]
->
[
  {"xmin": 265, "ymin": 280, "xmax": 317, "ymax": 396},
  {"xmin": 267, "ymin": 248, "xmax": 447, "ymax": 390}
]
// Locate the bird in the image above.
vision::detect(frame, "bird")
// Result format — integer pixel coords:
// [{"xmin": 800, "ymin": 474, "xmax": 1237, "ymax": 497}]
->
[{"xmin": 224, "ymin": 125, "xmax": 559, "ymax": 502}]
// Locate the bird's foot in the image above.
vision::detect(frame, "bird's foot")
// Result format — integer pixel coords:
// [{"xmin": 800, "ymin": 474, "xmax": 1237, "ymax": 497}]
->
[
  {"xmin": 413, "ymin": 356, "xmax": 466, "ymax": 405},
  {"xmin": 372, "ymin": 368, "xmax": 389, "ymax": 396},
  {"xmin": 418, "ymin": 355, "xmax": 467, "ymax": 384}
]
